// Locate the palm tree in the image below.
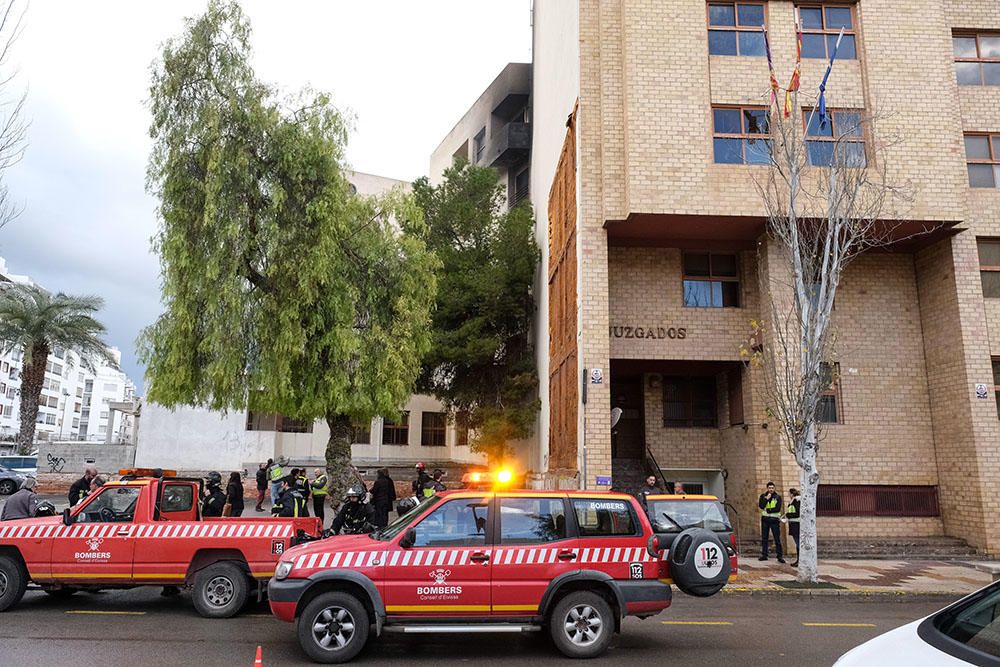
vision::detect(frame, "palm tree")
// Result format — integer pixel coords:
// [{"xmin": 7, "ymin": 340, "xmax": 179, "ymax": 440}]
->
[{"xmin": 0, "ymin": 283, "xmax": 115, "ymax": 453}]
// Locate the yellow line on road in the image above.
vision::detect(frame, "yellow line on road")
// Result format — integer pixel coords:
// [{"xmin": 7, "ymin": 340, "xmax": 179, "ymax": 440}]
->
[
  {"xmin": 662, "ymin": 621, "xmax": 733, "ymax": 626},
  {"xmin": 66, "ymin": 610, "xmax": 146, "ymax": 616},
  {"xmin": 802, "ymin": 622, "xmax": 876, "ymax": 628}
]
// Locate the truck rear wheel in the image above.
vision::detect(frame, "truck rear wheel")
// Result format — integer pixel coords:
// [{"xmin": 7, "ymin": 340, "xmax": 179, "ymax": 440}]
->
[
  {"xmin": 0, "ymin": 555, "xmax": 28, "ymax": 612},
  {"xmin": 192, "ymin": 562, "xmax": 249, "ymax": 618},
  {"xmin": 297, "ymin": 591, "xmax": 370, "ymax": 663},
  {"xmin": 549, "ymin": 590, "xmax": 614, "ymax": 659}
]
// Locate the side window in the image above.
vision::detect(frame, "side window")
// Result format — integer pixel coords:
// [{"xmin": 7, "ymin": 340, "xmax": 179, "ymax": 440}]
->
[
  {"xmin": 161, "ymin": 485, "xmax": 194, "ymax": 513},
  {"xmin": 77, "ymin": 487, "xmax": 142, "ymax": 523},
  {"xmin": 573, "ymin": 499, "xmax": 639, "ymax": 537},
  {"xmin": 499, "ymin": 497, "xmax": 568, "ymax": 545},
  {"xmin": 412, "ymin": 497, "xmax": 489, "ymax": 548}
]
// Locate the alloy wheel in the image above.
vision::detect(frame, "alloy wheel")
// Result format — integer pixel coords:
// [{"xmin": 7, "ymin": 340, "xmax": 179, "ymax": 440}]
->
[
  {"xmin": 564, "ymin": 604, "xmax": 603, "ymax": 646},
  {"xmin": 311, "ymin": 606, "xmax": 356, "ymax": 650}
]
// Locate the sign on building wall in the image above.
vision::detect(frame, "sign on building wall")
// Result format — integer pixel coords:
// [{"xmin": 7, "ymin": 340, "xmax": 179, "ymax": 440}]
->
[
  {"xmin": 975, "ymin": 383, "xmax": 989, "ymax": 400},
  {"xmin": 609, "ymin": 325, "xmax": 687, "ymax": 340},
  {"xmin": 590, "ymin": 368, "xmax": 604, "ymax": 384}
]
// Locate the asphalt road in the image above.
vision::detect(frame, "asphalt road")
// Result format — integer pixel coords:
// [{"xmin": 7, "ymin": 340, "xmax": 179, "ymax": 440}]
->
[{"xmin": 0, "ymin": 586, "xmax": 954, "ymax": 667}]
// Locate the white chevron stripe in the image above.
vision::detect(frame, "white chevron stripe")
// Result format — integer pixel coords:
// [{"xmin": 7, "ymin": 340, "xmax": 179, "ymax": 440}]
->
[
  {"xmin": 613, "ymin": 548, "xmax": 621, "ymax": 562},
  {"xmin": 296, "ymin": 554, "xmax": 308, "ymax": 568},
  {"xmin": 306, "ymin": 554, "xmax": 318, "ymax": 569},
  {"xmin": 329, "ymin": 552, "xmax": 342, "ymax": 567},
  {"xmin": 458, "ymin": 550, "xmax": 469, "ymax": 565},
  {"xmin": 401, "ymin": 550, "xmax": 412, "ymax": 566},
  {"xmin": 447, "ymin": 549, "xmax": 459, "ymax": 566},
  {"xmin": 356, "ymin": 552, "xmax": 368, "ymax": 567},
  {"xmin": 389, "ymin": 551, "xmax": 400, "ymax": 566},
  {"xmin": 435, "ymin": 550, "xmax": 447, "ymax": 566},
  {"xmin": 318, "ymin": 553, "xmax": 330, "ymax": 568}
]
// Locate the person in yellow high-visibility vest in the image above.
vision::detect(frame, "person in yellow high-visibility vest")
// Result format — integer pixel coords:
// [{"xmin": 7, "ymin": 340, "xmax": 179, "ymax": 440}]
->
[
  {"xmin": 311, "ymin": 468, "xmax": 328, "ymax": 526},
  {"xmin": 758, "ymin": 481, "xmax": 785, "ymax": 563},
  {"xmin": 268, "ymin": 457, "xmax": 287, "ymax": 506}
]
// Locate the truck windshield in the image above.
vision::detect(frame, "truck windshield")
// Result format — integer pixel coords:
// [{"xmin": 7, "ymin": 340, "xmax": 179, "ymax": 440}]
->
[
  {"xmin": 372, "ymin": 495, "xmax": 438, "ymax": 541},
  {"xmin": 648, "ymin": 499, "xmax": 732, "ymax": 533}
]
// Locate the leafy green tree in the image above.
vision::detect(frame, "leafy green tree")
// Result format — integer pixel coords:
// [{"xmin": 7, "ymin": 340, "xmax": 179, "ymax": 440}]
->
[
  {"xmin": 141, "ymin": 1, "xmax": 436, "ymax": 498},
  {"xmin": 413, "ymin": 162, "xmax": 540, "ymax": 463},
  {"xmin": 0, "ymin": 284, "xmax": 115, "ymax": 453}
]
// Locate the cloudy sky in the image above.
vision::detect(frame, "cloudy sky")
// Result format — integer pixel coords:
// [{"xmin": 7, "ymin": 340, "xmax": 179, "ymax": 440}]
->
[{"xmin": 0, "ymin": 0, "xmax": 532, "ymax": 392}]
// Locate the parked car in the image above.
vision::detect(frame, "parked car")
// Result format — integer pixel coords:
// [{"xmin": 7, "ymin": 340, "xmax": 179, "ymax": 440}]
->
[
  {"xmin": 0, "ymin": 465, "xmax": 26, "ymax": 495},
  {"xmin": 836, "ymin": 580, "xmax": 1000, "ymax": 665},
  {"xmin": 0, "ymin": 456, "xmax": 37, "ymax": 477}
]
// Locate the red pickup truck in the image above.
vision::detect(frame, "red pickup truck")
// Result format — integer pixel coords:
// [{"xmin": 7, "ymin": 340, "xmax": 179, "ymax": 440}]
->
[{"xmin": 0, "ymin": 473, "xmax": 320, "ymax": 617}]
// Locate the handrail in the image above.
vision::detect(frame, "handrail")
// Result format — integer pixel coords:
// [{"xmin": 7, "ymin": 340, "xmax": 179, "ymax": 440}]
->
[{"xmin": 644, "ymin": 444, "xmax": 669, "ymax": 491}]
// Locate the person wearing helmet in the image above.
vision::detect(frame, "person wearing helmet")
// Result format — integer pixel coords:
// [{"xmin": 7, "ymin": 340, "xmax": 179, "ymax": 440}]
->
[
  {"xmin": 1, "ymin": 477, "xmax": 39, "ymax": 520},
  {"xmin": 411, "ymin": 462, "xmax": 430, "ymax": 496},
  {"xmin": 422, "ymin": 469, "xmax": 447, "ymax": 498},
  {"xmin": 271, "ymin": 475, "xmax": 308, "ymax": 518},
  {"xmin": 202, "ymin": 471, "xmax": 227, "ymax": 518},
  {"xmin": 331, "ymin": 485, "xmax": 374, "ymax": 535}
]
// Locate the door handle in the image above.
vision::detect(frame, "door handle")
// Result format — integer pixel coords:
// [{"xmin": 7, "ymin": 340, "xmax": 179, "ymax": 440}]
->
[
  {"xmin": 117, "ymin": 529, "xmax": 131, "ymax": 537},
  {"xmin": 557, "ymin": 550, "xmax": 577, "ymax": 561},
  {"xmin": 469, "ymin": 552, "xmax": 490, "ymax": 563}
]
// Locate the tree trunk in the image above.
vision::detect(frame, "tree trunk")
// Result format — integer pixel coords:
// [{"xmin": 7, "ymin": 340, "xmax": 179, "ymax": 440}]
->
[
  {"xmin": 17, "ymin": 341, "xmax": 48, "ymax": 455},
  {"xmin": 797, "ymin": 423, "xmax": 820, "ymax": 583},
  {"xmin": 324, "ymin": 413, "xmax": 355, "ymax": 515}
]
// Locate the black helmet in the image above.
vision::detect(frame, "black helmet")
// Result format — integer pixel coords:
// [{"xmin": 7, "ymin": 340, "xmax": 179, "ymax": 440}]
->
[
  {"xmin": 34, "ymin": 501, "xmax": 56, "ymax": 517},
  {"xmin": 206, "ymin": 471, "xmax": 222, "ymax": 486},
  {"xmin": 344, "ymin": 485, "xmax": 365, "ymax": 500}
]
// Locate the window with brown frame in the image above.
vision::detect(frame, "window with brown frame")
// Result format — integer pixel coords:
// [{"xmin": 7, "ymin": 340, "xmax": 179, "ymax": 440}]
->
[
  {"xmin": 683, "ymin": 252, "xmax": 740, "ymax": 308},
  {"xmin": 245, "ymin": 412, "xmax": 314, "ymax": 433},
  {"xmin": 817, "ymin": 362, "xmax": 841, "ymax": 424},
  {"xmin": 421, "ymin": 412, "xmax": 447, "ymax": 447},
  {"xmin": 663, "ymin": 376, "xmax": 718, "ymax": 428},
  {"xmin": 382, "ymin": 412, "xmax": 410, "ymax": 446},
  {"xmin": 818, "ymin": 485, "xmax": 939, "ymax": 517},
  {"xmin": 954, "ymin": 33, "xmax": 1000, "ymax": 86},
  {"xmin": 796, "ymin": 4, "xmax": 857, "ymax": 59},
  {"xmin": 804, "ymin": 109, "xmax": 865, "ymax": 167},
  {"xmin": 455, "ymin": 411, "xmax": 470, "ymax": 447},
  {"xmin": 712, "ymin": 106, "xmax": 771, "ymax": 164},
  {"xmin": 965, "ymin": 134, "xmax": 1000, "ymax": 189},
  {"xmin": 979, "ymin": 240, "xmax": 1000, "ymax": 298},
  {"xmin": 992, "ymin": 358, "xmax": 1000, "ymax": 419},
  {"xmin": 351, "ymin": 420, "xmax": 371, "ymax": 445},
  {"xmin": 707, "ymin": 2, "xmax": 767, "ymax": 56},
  {"xmin": 727, "ymin": 367, "xmax": 745, "ymax": 425}
]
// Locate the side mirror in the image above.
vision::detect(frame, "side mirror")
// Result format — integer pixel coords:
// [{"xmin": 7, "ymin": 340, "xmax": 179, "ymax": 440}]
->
[
  {"xmin": 62, "ymin": 507, "xmax": 75, "ymax": 526},
  {"xmin": 646, "ymin": 534, "xmax": 661, "ymax": 559},
  {"xmin": 400, "ymin": 528, "xmax": 416, "ymax": 549}
]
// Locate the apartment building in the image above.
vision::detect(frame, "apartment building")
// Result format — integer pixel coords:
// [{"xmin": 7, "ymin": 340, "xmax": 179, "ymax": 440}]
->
[{"xmin": 525, "ymin": 0, "xmax": 1000, "ymax": 554}]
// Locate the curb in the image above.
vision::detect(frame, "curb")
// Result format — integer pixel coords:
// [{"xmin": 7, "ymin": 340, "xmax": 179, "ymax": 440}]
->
[{"xmin": 721, "ymin": 586, "xmax": 964, "ymax": 600}]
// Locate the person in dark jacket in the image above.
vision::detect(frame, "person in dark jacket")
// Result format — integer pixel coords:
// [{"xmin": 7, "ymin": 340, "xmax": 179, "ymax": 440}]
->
[
  {"xmin": 226, "ymin": 471, "xmax": 245, "ymax": 517},
  {"xmin": 636, "ymin": 475, "xmax": 661, "ymax": 510},
  {"xmin": 68, "ymin": 466, "xmax": 97, "ymax": 506},
  {"xmin": 412, "ymin": 462, "xmax": 430, "ymax": 495},
  {"xmin": 758, "ymin": 481, "xmax": 785, "ymax": 563},
  {"xmin": 202, "ymin": 471, "xmax": 227, "ymax": 518},
  {"xmin": 422, "ymin": 469, "xmax": 447, "ymax": 498},
  {"xmin": 785, "ymin": 488, "xmax": 801, "ymax": 567},
  {"xmin": 331, "ymin": 485, "xmax": 373, "ymax": 534},
  {"xmin": 255, "ymin": 462, "xmax": 269, "ymax": 512},
  {"xmin": 370, "ymin": 468, "xmax": 397, "ymax": 528},
  {"xmin": 1, "ymin": 477, "xmax": 39, "ymax": 520},
  {"xmin": 271, "ymin": 476, "xmax": 307, "ymax": 518}
]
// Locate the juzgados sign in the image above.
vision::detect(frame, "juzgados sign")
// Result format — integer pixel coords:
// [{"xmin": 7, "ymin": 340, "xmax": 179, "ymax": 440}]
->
[{"xmin": 609, "ymin": 325, "xmax": 687, "ymax": 340}]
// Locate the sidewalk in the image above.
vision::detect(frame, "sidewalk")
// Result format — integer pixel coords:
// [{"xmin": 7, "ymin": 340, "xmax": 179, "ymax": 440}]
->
[{"xmin": 727, "ymin": 558, "xmax": 996, "ymax": 597}]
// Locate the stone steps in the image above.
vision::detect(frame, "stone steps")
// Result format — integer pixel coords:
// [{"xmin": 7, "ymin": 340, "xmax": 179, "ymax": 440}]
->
[{"xmin": 816, "ymin": 536, "xmax": 977, "ymax": 560}]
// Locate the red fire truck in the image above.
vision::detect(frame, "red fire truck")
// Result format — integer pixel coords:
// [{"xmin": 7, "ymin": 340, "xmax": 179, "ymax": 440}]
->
[
  {"xmin": 269, "ymin": 489, "xmax": 734, "ymax": 663},
  {"xmin": 0, "ymin": 471, "xmax": 321, "ymax": 617}
]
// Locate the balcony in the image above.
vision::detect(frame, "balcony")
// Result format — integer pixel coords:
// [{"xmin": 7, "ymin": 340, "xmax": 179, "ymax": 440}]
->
[{"xmin": 479, "ymin": 122, "xmax": 531, "ymax": 168}]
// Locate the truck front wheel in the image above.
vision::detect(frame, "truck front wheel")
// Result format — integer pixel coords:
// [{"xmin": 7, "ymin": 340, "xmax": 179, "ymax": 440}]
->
[
  {"xmin": 0, "ymin": 554, "xmax": 28, "ymax": 612},
  {"xmin": 192, "ymin": 562, "xmax": 249, "ymax": 618},
  {"xmin": 297, "ymin": 591, "xmax": 370, "ymax": 663}
]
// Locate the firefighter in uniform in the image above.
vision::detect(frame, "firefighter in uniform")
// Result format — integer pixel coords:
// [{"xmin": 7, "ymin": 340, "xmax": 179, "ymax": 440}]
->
[
  {"xmin": 310, "ymin": 468, "xmax": 329, "ymax": 525},
  {"xmin": 785, "ymin": 487, "xmax": 801, "ymax": 567},
  {"xmin": 202, "ymin": 471, "xmax": 227, "ymax": 518},
  {"xmin": 758, "ymin": 481, "xmax": 785, "ymax": 563},
  {"xmin": 331, "ymin": 485, "xmax": 374, "ymax": 535},
  {"xmin": 412, "ymin": 462, "xmax": 430, "ymax": 496},
  {"xmin": 271, "ymin": 475, "xmax": 308, "ymax": 518}
]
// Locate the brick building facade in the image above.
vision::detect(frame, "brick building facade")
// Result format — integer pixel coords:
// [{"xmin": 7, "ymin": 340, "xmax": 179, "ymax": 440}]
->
[{"xmin": 526, "ymin": 0, "xmax": 1000, "ymax": 554}]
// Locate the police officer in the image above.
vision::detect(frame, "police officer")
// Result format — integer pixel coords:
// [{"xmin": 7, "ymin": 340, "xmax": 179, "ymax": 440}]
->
[
  {"xmin": 758, "ymin": 481, "xmax": 785, "ymax": 563},
  {"xmin": 636, "ymin": 475, "xmax": 661, "ymax": 510},
  {"xmin": 785, "ymin": 487, "xmax": 801, "ymax": 567},
  {"xmin": 202, "ymin": 471, "xmax": 227, "ymax": 518},
  {"xmin": 422, "ymin": 469, "xmax": 447, "ymax": 498},
  {"xmin": 310, "ymin": 468, "xmax": 329, "ymax": 525},
  {"xmin": 331, "ymin": 485, "xmax": 374, "ymax": 535},
  {"xmin": 269, "ymin": 457, "xmax": 288, "ymax": 506},
  {"xmin": 271, "ymin": 475, "xmax": 308, "ymax": 518},
  {"xmin": 412, "ymin": 462, "xmax": 430, "ymax": 496}
]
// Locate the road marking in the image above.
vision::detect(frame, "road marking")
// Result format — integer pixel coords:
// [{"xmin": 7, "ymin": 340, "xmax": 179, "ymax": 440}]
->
[
  {"xmin": 65, "ymin": 610, "xmax": 146, "ymax": 616},
  {"xmin": 802, "ymin": 622, "xmax": 876, "ymax": 628},
  {"xmin": 662, "ymin": 621, "xmax": 733, "ymax": 626}
]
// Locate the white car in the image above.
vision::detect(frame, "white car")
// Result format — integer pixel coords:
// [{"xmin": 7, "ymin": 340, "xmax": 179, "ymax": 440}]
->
[
  {"xmin": 0, "ymin": 455, "xmax": 37, "ymax": 477},
  {"xmin": 836, "ymin": 581, "xmax": 1000, "ymax": 666}
]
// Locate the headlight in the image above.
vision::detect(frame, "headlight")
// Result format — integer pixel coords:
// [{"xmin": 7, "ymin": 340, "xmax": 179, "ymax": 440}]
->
[{"xmin": 275, "ymin": 560, "xmax": 294, "ymax": 581}]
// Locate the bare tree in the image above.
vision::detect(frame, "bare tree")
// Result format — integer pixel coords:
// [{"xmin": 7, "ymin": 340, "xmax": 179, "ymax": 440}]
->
[
  {"xmin": 0, "ymin": 0, "xmax": 26, "ymax": 233},
  {"xmin": 745, "ymin": 95, "xmax": 919, "ymax": 583}
]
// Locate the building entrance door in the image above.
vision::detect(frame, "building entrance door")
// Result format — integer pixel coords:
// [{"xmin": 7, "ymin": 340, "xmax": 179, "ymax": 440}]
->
[{"xmin": 611, "ymin": 378, "xmax": 645, "ymax": 459}]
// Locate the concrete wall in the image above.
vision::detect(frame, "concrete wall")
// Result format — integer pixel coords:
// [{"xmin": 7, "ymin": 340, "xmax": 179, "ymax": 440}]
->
[{"xmin": 36, "ymin": 441, "xmax": 136, "ymax": 475}]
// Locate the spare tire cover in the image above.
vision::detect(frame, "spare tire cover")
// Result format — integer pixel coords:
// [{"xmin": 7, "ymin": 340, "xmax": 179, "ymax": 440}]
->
[{"xmin": 668, "ymin": 528, "xmax": 731, "ymax": 597}]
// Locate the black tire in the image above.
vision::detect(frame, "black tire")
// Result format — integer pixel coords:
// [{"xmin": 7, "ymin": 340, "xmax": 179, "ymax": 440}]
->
[
  {"xmin": 0, "ymin": 555, "xmax": 28, "ymax": 612},
  {"xmin": 549, "ymin": 590, "xmax": 614, "ymax": 659},
  {"xmin": 191, "ymin": 561, "xmax": 250, "ymax": 619},
  {"xmin": 297, "ymin": 591, "xmax": 370, "ymax": 664},
  {"xmin": 42, "ymin": 586, "xmax": 79, "ymax": 599},
  {"xmin": 0, "ymin": 479, "xmax": 16, "ymax": 495}
]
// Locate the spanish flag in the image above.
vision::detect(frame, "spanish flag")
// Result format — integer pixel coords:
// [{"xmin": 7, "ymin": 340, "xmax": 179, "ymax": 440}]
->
[
  {"xmin": 784, "ymin": 22, "xmax": 802, "ymax": 117},
  {"xmin": 763, "ymin": 28, "xmax": 780, "ymax": 112}
]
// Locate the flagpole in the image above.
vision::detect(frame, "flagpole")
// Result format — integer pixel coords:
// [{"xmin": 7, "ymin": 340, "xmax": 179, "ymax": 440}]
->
[{"xmin": 804, "ymin": 27, "xmax": 846, "ymax": 136}]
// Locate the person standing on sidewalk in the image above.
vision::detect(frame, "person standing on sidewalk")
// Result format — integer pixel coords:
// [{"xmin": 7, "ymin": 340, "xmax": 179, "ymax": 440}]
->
[
  {"xmin": 255, "ymin": 462, "xmax": 269, "ymax": 512},
  {"xmin": 310, "ymin": 468, "xmax": 328, "ymax": 526},
  {"xmin": 758, "ymin": 481, "xmax": 785, "ymax": 563},
  {"xmin": 226, "ymin": 471, "xmax": 245, "ymax": 517},
  {"xmin": 370, "ymin": 467, "xmax": 397, "ymax": 528},
  {"xmin": 785, "ymin": 488, "xmax": 801, "ymax": 567},
  {"xmin": 636, "ymin": 475, "xmax": 661, "ymax": 510},
  {"xmin": 269, "ymin": 457, "xmax": 287, "ymax": 506}
]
